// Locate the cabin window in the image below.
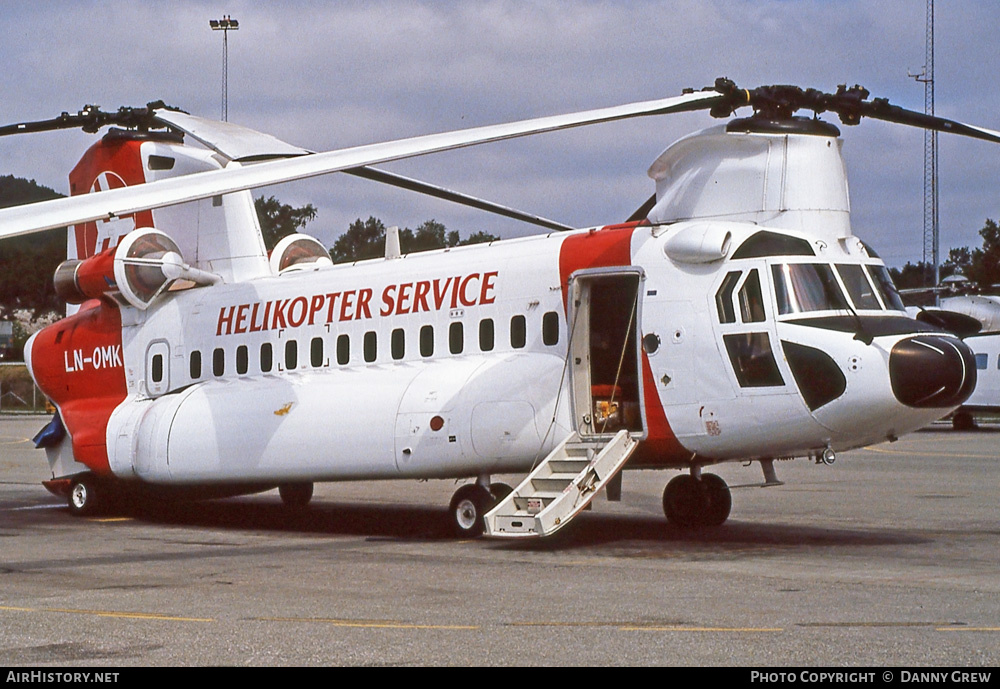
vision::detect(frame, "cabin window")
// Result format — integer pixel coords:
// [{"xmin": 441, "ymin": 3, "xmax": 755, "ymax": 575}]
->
[
  {"xmin": 285, "ymin": 340, "xmax": 298, "ymax": 370},
  {"xmin": 236, "ymin": 345, "xmax": 248, "ymax": 374},
  {"xmin": 364, "ymin": 331, "xmax": 377, "ymax": 362},
  {"xmin": 420, "ymin": 325, "xmax": 434, "ymax": 358},
  {"xmin": 449, "ymin": 322, "xmax": 464, "ymax": 354},
  {"xmin": 213, "ymin": 348, "xmax": 225, "ymax": 377},
  {"xmin": 479, "ymin": 318, "xmax": 495, "ymax": 352},
  {"xmin": 337, "ymin": 334, "xmax": 350, "ymax": 365},
  {"xmin": 151, "ymin": 354, "xmax": 163, "ymax": 383},
  {"xmin": 715, "ymin": 271, "xmax": 740, "ymax": 324},
  {"xmin": 189, "ymin": 350, "xmax": 202, "ymax": 379},
  {"xmin": 260, "ymin": 343, "xmax": 273, "ymax": 373},
  {"xmin": 975, "ymin": 353, "xmax": 988, "ymax": 370},
  {"xmin": 723, "ymin": 333, "xmax": 784, "ymax": 388},
  {"xmin": 391, "ymin": 328, "xmax": 405, "ymax": 360},
  {"xmin": 542, "ymin": 311, "xmax": 560, "ymax": 346},
  {"xmin": 836, "ymin": 264, "xmax": 881, "ymax": 310},
  {"xmin": 510, "ymin": 315, "xmax": 526, "ymax": 349},
  {"xmin": 738, "ymin": 270, "xmax": 766, "ymax": 323},
  {"xmin": 311, "ymin": 337, "xmax": 324, "ymax": 367}
]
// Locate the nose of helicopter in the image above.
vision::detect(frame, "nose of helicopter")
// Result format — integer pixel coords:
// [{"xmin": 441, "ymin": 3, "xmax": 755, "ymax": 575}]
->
[{"xmin": 888, "ymin": 335, "xmax": 977, "ymax": 409}]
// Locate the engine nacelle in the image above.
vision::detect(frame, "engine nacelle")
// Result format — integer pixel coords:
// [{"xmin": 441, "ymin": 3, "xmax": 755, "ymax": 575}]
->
[{"xmin": 53, "ymin": 249, "xmax": 116, "ymax": 304}]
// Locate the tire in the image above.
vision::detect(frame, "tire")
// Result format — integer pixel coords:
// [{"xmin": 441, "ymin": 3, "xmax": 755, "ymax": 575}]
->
[
  {"xmin": 448, "ymin": 484, "xmax": 492, "ymax": 538},
  {"xmin": 662, "ymin": 474, "xmax": 708, "ymax": 528},
  {"xmin": 68, "ymin": 474, "xmax": 102, "ymax": 517},
  {"xmin": 489, "ymin": 482, "xmax": 513, "ymax": 503},
  {"xmin": 278, "ymin": 482, "xmax": 314, "ymax": 508},
  {"xmin": 952, "ymin": 411, "xmax": 976, "ymax": 431},
  {"xmin": 700, "ymin": 473, "xmax": 732, "ymax": 526}
]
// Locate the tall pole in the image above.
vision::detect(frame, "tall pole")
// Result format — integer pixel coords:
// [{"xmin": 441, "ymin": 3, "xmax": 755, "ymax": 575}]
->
[
  {"xmin": 209, "ymin": 16, "xmax": 239, "ymax": 122},
  {"xmin": 912, "ymin": 1, "xmax": 938, "ymax": 289}
]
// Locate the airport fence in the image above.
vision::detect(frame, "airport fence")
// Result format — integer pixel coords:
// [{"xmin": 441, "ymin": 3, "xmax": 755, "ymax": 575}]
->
[{"xmin": 0, "ymin": 362, "xmax": 48, "ymax": 414}]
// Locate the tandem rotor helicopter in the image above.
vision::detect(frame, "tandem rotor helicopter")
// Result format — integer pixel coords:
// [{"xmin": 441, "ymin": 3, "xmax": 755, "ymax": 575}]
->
[{"xmin": 0, "ymin": 78, "xmax": 993, "ymax": 538}]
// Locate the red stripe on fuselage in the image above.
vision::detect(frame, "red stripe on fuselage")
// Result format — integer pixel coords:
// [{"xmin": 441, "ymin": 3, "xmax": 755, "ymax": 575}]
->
[{"xmin": 557, "ymin": 224, "xmax": 689, "ymax": 464}]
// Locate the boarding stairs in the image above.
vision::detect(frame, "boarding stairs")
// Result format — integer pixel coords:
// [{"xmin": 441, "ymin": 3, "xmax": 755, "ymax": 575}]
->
[{"xmin": 484, "ymin": 429, "xmax": 637, "ymax": 538}]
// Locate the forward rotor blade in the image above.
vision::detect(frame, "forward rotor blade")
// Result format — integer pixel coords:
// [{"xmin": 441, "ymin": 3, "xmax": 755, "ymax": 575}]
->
[
  {"xmin": 858, "ymin": 100, "xmax": 1000, "ymax": 145},
  {"xmin": 0, "ymin": 89, "xmax": 725, "ymax": 241}
]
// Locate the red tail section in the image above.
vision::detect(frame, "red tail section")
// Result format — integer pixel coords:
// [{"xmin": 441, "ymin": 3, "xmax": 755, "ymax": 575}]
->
[{"xmin": 68, "ymin": 136, "xmax": 153, "ymax": 259}]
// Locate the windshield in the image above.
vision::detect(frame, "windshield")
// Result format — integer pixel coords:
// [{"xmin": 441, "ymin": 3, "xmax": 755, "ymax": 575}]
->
[
  {"xmin": 772, "ymin": 264, "xmax": 848, "ymax": 315},
  {"xmin": 772, "ymin": 262, "xmax": 906, "ymax": 315}
]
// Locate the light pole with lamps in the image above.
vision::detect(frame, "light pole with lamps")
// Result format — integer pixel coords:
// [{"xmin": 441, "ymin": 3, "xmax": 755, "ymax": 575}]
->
[{"xmin": 209, "ymin": 15, "xmax": 239, "ymax": 121}]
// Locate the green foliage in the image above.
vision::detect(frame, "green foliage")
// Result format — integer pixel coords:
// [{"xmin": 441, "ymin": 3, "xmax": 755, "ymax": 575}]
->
[
  {"xmin": 0, "ymin": 176, "xmax": 66, "ymax": 320},
  {"xmin": 944, "ymin": 218, "xmax": 1000, "ymax": 289},
  {"xmin": 330, "ymin": 216, "xmax": 387, "ymax": 263},
  {"xmin": 329, "ymin": 217, "xmax": 500, "ymax": 264},
  {"xmin": 254, "ymin": 195, "xmax": 317, "ymax": 251}
]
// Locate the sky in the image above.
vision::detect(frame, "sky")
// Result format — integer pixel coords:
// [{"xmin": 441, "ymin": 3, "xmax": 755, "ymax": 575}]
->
[{"xmin": 3, "ymin": 0, "xmax": 999, "ymax": 268}]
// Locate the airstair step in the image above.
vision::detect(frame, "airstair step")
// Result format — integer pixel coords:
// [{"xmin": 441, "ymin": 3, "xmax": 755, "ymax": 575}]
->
[{"xmin": 485, "ymin": 429, "xmax": 638, "ymax": 539}]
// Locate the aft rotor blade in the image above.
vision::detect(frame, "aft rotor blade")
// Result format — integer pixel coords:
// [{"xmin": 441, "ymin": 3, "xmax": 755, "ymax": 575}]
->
[
  {"xmin": 154, "ymin": 109, "xmax": 575, "ymax": 231},
  {"xmin": 0, "ymin": 89, "xmax": 726, "ymax": 241},
  {"xmin": 345, "ymin": 166, "xmax": 575, "ymax": 232}
]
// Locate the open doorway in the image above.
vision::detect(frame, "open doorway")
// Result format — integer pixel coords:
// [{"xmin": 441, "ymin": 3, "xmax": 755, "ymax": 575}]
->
[{"xmin": 568, "ymin": 270, "xmax": 645, "ymax": 439}]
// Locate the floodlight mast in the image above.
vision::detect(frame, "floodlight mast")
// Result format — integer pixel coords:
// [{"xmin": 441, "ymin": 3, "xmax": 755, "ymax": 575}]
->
[{"xmin": 209, "ymin": 15, "xmax": 239, "ymax": 122}]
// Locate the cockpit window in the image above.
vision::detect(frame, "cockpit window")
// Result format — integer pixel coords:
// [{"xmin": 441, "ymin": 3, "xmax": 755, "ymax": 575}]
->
[
  {"xmin": 715, "ymin": 271, "xmax": 741, "ymax": 324},
  {"xmin": 731, "ymin": 231, "xmax": 815, "ymax": 259},
  {"xmin": 836, "ymin": 264, "xmax": 881, "ymax": 310},
  {"xmin": 867, "ymin": 265, "xmax": 906, "ymax": 312},
  {"xmin": 738, "ymin": 269, "xmax": 766, "ymax": 323},
  {"xmin": 772, "ymin": 264, "xmax": 848, "ymax": 315}
]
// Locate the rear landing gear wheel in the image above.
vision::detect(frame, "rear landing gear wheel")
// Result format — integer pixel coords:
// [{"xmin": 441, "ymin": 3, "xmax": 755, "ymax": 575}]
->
[
  {"xmin": 662, "ymin": 473, "xmax": 732, "ymax": 527},
  {"xmin": 449, "ymin": 484, "xmax": 492, "ymax": 538},
  {"xmin": 278, "ymin": 482, "xmax": 314, "ymax": 508},
  {"xmin": 68, "ymin": 474, "xmax": 103, "ymax": 517}
]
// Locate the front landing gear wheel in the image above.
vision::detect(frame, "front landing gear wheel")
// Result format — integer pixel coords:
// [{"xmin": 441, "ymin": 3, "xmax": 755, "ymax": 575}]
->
[
  {"xmin": 662, "ymin": 473, "xmax": 732, "ymax": 527},
  {"xmin": 278, "ymin": 482, "xmax": 314, "ymax": 508},
  {"xmin": 662, "ymin": 474, "xmax": 706, "ymax": 527},
  {"xmin": 449, "ymin": 484, "xmax": 493, "ymax": 538},
  {"xmin": 68, "ymin": 474, "xmax": 103, "ymax": 517},
  {"xmin": 700, "ymin": 473, "xmax": 732, "ymax": 526}
]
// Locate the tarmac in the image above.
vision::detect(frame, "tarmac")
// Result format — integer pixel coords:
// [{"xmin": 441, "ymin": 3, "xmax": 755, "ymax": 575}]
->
[{"xmin": 0, "ymin": 414, "xmax": 997, "ymax": 666}]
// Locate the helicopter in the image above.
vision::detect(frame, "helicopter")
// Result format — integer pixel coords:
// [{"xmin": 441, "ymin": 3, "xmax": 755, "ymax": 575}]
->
[{"xmin": 0, "ymin": 78, "xmax": 989, "ymax": 538}]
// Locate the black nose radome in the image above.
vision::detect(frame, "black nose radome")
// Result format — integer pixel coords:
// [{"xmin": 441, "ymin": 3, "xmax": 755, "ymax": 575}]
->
[{"xmin": 889, "ymin": 336, "xmax": 977, "ymax": 408}]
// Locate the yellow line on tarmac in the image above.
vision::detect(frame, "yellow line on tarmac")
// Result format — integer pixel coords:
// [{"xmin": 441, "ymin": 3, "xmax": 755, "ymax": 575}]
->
[
  {"xmin": 0, "ymin": 605, "xmax": 212, "ymax": 622},
  {"xmin": 509, "ymin": 620, "xmax": 782, "ymax": 632},
  {"xmin": 937, "ymin": 626, "xmax": 1000, "ymax": 632},
  {"xmin": 93, "ymin": 517, "xmax": 132, "ymax": 523},
  {"xmin": 258, "ymin": 616, "xmax": 478, "ymax": 630},
  {"xmin": 620, "ymin": 625, "xmax": 783, "ymax": 633},
  {"xmin": 864, "ymin": 446, "xmax": 996, "ymax": 459}
]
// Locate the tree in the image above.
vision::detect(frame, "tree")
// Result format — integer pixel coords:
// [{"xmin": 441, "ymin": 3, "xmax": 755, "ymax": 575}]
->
[
  {"xmin": 0, "ymin": 176, "xmax": 65, "ymax": 320},
  {"xmin": 330, "ymin": 216, "xmax": 386, "ymax": 263},
  {"xmin": 329, "ymin": 217, "xmax": 501, "ymax": 264},
  {"xmin": 944, "ymin": 218, "xmax": 1000, "ymax": 289},
  {"xmin": 254, "ymin": 195, "xmax": 317, "ymax": 251}
]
